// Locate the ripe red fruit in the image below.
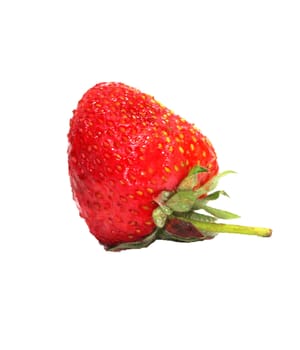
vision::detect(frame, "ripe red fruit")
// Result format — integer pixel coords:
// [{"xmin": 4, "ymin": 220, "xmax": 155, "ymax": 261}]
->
[{"xmin": 68, "ymin": 82, "xmax": 271, "ymax": 251}]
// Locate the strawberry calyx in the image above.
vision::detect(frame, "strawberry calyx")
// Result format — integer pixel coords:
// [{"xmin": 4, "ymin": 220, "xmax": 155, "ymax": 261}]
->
[{"xmin": 107, "ymin": 166, "xmax": 272, "ymax": 251}]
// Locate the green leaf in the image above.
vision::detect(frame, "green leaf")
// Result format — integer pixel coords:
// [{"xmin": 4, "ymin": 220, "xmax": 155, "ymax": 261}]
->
[
  {"xmin": 178, "ymin": 166, "xmax": 208, "ymax": 190},
  {"xmin": 166, "ymin": 190, "xmax": 197, "ymax": 212},
  {"xmin": 107, "ymin": 229, "xmax": 159, "ymax": 251},
  {"xmin": 204, "ymin": 190, "xmax": 229, "ymax": 201},
  {"xmin": 201, "ymin": 205, "xmax": 240, "ymax": 219},
  {"xmin": 176, "ymin": 211, "xmax": 217, "ymax": 223},
  {"xmin": 195, "ymin": 170, "xmax": 236, "ymax": 197},
  {"xmin": 158, "ymin": 229, "xmax": 206, "ymax": 242},
  {"xmin": 152, "ymin": 207, "xmax": 168, "ymax": 228},
  {"xmin": 192, "ymin": 190, "xmax": 229, "ymax": 209},
  {"xmin": 188, "ymin": 165, "xmax": 208, "ymax": 176},
  {"xmin": 154, "ymin": 191, "xmax": 174, "ymax": 205},
  {"xmin": 160, "ymin": 205, "xmax": 173, "ymax": 216}
]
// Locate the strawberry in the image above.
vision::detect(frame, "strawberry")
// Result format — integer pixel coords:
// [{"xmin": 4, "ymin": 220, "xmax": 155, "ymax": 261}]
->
[{"xmin": 68, "ymin": 82, "xmax": 271, "ymax": 251}]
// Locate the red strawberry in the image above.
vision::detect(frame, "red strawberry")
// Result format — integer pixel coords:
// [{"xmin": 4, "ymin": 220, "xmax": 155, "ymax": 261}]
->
[{"xmin": 68, "ymin": 82, "xmax": 271, "ymax": 251}]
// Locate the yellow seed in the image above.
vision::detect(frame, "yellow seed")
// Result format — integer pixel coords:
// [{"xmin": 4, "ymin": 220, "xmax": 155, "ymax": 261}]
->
[
  {"xmin": 179, "ymin": 133, "xmax": 184, "ymax": 139},
  {"xmin": 136, "ymin": 190, "xmax": 144, "ymax": 196},
  {"xmin": 139, "ymin": 156, "xmax": 145, "ymax": 161},
  {"xmin": 129, "ymin": 209, "xmax": 138, "ymax": 215},
  {"xmin": 158, "ymin": 143, "xmax": 163, "ymax": 149},
  {"xmin": 190, "ymin": 144, "xmax": 195, "ymax": 151},
  {"xmin": 114, "ymin": 153, "xmax": 122, "ymax": 160},
  {"xmin": 166, "ymin": 136, "xmax": 171, "ymax": 143},
  {"xmin": 142, "ymin": 205, "xmax": 151, "ymax": 210},
  {"xmin": 164, "ymin": 166, "xmax": 171, "ymax": 173},
  {"xmin": 192, "ymin": 136, "xmax": 197, "ymax": 143},
  {"xmin": 135, "ymin": 229, "xmax": 141, "ymax": 234},
  {"xmin": 181, "ymin": 161, "xmax": 185, "ymax": 167},
  {"xmin": 120, "ymin": 180, "xmax": 125, "ymax": 185},
  {"xmin": 147, "ymin": 188, "xmax": 154, "ymax": 194},
  {"xmin": 128, "ymin": 194, "xmax": 135, "ymax": 199},
  {"xmin": 208, "ymin": 163, "xmax": 212, "ymax": 169},
  {"xmin": 186, "ymin": 159, "xmax": 189, "ymax": 166},
  {"xmin": 168, "ymin": 146, "xmax": 174, "ymax": 152},
  {"xmin": 202, "ymin": 151, "xmax": 207, "ymax": 157},
  {"xmin": 162, "ymin": 130, "xmax": 168, "ymax": 136},
  {"xmin": 145, "ymin": 221, "xmax": 153, "ymax": 226},
  {"xmin": 179, "ymin": 146, "xmax": 185, "ymax": 154},
  {"xmin": 174, "ymin": 165, "xmax": 179, "ymax": 172}
]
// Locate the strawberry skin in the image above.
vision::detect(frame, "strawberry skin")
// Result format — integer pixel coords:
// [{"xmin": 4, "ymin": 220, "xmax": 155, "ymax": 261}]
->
[{"xmin": 68, "ymin": 82, "xmax": 218, "ymax": 247}]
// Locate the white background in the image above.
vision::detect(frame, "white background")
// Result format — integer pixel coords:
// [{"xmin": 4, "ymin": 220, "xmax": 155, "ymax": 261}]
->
[{"xmin": 1, "ymin": 1, "xmax": 299, "ymax": 349}]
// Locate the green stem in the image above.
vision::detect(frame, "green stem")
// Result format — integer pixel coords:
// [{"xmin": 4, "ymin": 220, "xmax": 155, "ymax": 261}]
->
[{"xmin": 175, "ymin": 216, "xmax": 272, "ymax": 237}]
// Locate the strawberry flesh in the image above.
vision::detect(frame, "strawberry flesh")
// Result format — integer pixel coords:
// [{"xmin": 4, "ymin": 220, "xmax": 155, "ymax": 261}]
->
[{"xmin": 68, "ymin": 82, "xmax": 218, "ymax": 247}]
